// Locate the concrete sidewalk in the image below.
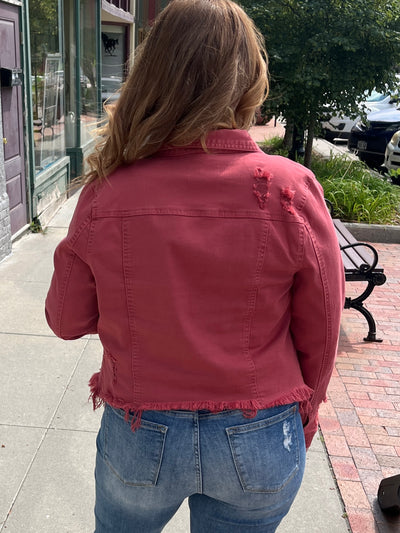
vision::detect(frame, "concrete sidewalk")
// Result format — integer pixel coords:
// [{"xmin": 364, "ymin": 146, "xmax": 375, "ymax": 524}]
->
[
  {"xmin": 249, "ymin": 120, "xmax": 357, "ymax": 160},
  {"xmin": 0, "ymin": 191, "xmax": 350, "ymax": 532}
]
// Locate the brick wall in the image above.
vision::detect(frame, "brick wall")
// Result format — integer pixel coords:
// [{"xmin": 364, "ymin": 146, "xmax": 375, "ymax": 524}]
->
[{"xmin": 0, "ymin": 95, "xmax": 12, "ymax": 263}]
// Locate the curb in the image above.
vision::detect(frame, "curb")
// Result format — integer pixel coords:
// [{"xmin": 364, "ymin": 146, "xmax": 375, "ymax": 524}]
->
[{"xmin": 343, "ymin": 222, "xmax": 400, "ymax": 244}]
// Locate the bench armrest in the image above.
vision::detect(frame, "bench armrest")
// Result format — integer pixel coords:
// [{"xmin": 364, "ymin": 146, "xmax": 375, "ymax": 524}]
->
[{"xmin": 340, "ymin": 242, "xmax": 379, "ymax": 274}]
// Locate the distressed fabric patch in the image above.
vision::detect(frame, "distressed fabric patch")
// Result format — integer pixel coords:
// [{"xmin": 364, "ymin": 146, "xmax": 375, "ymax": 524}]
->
[
  {"xmin": 253, "ymin": 167, "xmax": 272, "ymax": 209},
  {"xmin": 283, "ymin": 420, "xmax": 293, "ymax": 451},
  {"xmin": 281, "ymin": 187, "xmax": 296, "ymax": 214}
]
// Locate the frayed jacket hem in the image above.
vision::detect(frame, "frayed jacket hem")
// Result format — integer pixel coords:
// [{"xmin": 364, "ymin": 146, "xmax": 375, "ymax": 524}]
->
[{"xmin": 89, "ymin": 371, "xmax": 314, "ymax": 433}]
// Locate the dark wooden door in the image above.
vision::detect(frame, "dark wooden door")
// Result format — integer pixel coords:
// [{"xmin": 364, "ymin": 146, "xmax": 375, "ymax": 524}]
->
[{"xmin": 0, "ymin": 2, "xmax": 27, "ymax": 235}]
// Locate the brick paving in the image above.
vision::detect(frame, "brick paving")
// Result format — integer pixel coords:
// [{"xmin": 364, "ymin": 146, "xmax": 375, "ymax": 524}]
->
[{"xmin": 319, "ymin": 243, "xmax": 400, "ymax": 533}]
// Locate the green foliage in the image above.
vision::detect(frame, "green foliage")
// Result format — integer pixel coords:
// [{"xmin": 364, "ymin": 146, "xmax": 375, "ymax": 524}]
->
[
  {"xmin": 386, "ymin": 167, "xmax": 400, "ymax": 185},
  {"xmin": 239, "ymin": 0, "xmax": 400, "ymax": 166},
  {"xmin": 258, "ymin": 136, "xmax": 289, "ymax": 157},
  {"xmin": 241, "ymin": 0, "xmax": 400, "ymax": 121},
  {"xmin": 29, "ymin": 0, "xmax": 59, "ymax": 73},
  {"xmin": 311, "ymin": 156, "xmax": 400, "ymax": 224},
  {"xmin": 30, "ymin": 219, "xmax": 42, "ymax": 233},
  {"xmin": 258, "ymin": 140, "xmax": 400, "ymax": 223}
]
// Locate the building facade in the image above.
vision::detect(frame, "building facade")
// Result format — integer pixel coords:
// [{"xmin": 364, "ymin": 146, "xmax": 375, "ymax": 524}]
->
[
  {"xmin": 0, "ymin": 0, "xmax": 168, "ymax": 262},
  {"xmin": 0, "ymin": 0, "xmax": 26, "ymax": 259},
  {"xmin": 0, "ymin": 0, "xmax": 159, "ymax": 262}
]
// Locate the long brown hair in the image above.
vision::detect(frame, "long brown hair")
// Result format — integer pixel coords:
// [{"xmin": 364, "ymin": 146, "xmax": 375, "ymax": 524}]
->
[{"xmin": 85, "ymin": 0, "xmax": 268, "ymax": 182}]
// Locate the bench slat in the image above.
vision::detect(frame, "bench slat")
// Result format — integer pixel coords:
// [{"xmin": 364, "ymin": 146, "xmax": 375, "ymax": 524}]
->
[{"xmin": 333, "ymin": 219, "xmax": 384, "ymax": 273}]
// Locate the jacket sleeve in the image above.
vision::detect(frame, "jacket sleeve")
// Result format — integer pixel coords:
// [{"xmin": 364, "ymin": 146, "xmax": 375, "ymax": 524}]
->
[
  {"xmin": 45, "ymin": 184, "xmax": 99, "ymax": 340},
  {"xmin": 291, "ymin": 176, "xmax": 345, "ymax": 449}
]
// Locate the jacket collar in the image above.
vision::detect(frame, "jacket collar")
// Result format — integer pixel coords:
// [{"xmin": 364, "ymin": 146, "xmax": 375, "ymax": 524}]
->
[{"xmin": 159, "ymin": 129, "xmax": 260, "ymax": 156}]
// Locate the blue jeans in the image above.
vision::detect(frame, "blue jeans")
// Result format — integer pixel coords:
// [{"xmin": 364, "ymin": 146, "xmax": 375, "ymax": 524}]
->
[{"xmin": 94, "ymin": 403, "xmax": 306, "ymax": 532}]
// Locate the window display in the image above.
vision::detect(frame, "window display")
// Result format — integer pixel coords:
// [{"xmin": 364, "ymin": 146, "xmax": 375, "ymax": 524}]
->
[{"xmin": 30, "ymin": 0, "xmax": 65, "ymax": 173}]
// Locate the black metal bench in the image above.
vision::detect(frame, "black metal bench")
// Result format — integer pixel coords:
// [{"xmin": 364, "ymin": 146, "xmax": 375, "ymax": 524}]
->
[{"xmin": 333, "ymin": 219, "xmax": 387, "ymax": 342}]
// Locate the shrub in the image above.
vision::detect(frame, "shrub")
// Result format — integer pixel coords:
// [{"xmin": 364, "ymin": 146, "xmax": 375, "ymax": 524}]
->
[
  {"xmin": 386, "ymin": 167, "xmax": 400, "ymax": 186},
  {"xmin": 258, "ymin": 137, "xmax": 400, "ymax": 224},
  {"xmin": 258, "ymin": 136, "xmax": 289, "ymax": 157},
  {"xmin": 311, "ymin": 156, "xmax": 400, "ymax": 224}
]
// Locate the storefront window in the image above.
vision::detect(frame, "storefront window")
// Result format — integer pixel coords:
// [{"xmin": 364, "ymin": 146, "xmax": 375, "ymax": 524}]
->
[
  {"xmin": 136, "ymin": 0, "xmax": 169, "ymax": 43},
  {"xmin": 101, "ymin": 24, "xmax": 126, "ymax": 107},
  {"xmin": 80, "ymin": 0, "xmax": 99, "ymax": 144},
  {"xmin": 30, "ymin": 0, "xmax": 65, "ymax": 173}
]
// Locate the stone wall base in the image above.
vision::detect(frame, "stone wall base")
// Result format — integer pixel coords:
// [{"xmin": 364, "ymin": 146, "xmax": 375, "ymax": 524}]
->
[{"xmin": 0, "ymin": 192, "xmax": 12, "ymax": 262}]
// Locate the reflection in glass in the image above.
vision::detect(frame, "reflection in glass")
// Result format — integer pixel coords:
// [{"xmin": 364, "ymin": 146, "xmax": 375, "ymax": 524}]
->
[
  {"xmin": 80, "ymin": 0, "xmax": 99, "ymax": 144},
  {"xmin": 30, "ymin": 0, "xmax": 65, "ymax": 174}
]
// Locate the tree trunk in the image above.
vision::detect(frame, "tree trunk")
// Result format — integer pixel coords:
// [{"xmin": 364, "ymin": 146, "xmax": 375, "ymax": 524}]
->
[
  {"xmin": 283, "ymin": 120, "xmax": 294, "ymax": 149},
  {"xmin": 289, "ymin": 125, "xmax": 305, "ymax": 161},
  {"xmin": 304, "ymin": 115, "xmax": 316, "ymax": 169}
]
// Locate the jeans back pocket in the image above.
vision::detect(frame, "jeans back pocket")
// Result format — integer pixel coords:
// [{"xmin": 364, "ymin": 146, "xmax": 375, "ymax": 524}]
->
[
  {"xmin": 102, "ymin": 405, "xmax": 168, "ymax": 487},
  {"xmin": 226, "ymin": 404, "xmax": 301, "ymax": 494}
]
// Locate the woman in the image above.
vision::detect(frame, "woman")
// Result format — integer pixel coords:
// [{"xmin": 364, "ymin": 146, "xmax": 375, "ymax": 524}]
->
[{"xmin": 45, "ymin": 1, "xmax": 345, "ymax": 531}]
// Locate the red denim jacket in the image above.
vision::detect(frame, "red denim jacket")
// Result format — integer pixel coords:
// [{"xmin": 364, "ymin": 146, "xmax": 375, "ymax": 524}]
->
[{"xmin": 45, "ymin": 129, "xmax": 344, "ymax": 448}]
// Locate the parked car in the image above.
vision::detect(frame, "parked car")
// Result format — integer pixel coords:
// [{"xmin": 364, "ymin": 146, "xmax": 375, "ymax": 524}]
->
[
  {"xmin": 321, "ymin": 114, "xmax": 357, "ymax": 142},
  {"xmin": 101, "ymin": 76, "xmax": 122, "ymax": 105},
  {"xmin": 321, "ymin": 90, "xmax": 396, "ymax": 143},
  {"xmin": 348, "ymin": 107, "xmax": 400, "ymax": 168},
  {"xmin": 384, "ymin": 130, "xmax": 400, "ymax": 173}
]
